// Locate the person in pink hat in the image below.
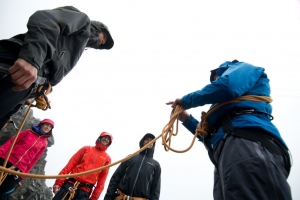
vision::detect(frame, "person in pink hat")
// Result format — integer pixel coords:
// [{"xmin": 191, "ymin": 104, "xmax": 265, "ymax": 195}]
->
[{"xmin": 0, "ymin": 118, "xmax": 54, "ymax": 199}]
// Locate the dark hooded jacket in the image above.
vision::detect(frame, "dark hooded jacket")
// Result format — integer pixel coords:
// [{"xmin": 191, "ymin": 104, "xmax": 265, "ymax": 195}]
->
[
  {"xmin": 104, "ymin": 133, "xmax": 161, "ymax": 200},
  {"xmin": 0, "ymin": 6, "xmax": 114, "ymax": 86}
]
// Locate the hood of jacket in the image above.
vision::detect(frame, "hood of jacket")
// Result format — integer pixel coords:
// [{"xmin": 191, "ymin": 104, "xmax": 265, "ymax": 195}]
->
[
  {"xmin": 139, "ymin": 133, "xmax": 155, "ymax": 158},
  {"xmin": 89, "ymin": 20, "xmax": 114, "ymax": 50},
  {"xmin": 31, "ymin": 125, "xmax": 52, "ymax": 137}
]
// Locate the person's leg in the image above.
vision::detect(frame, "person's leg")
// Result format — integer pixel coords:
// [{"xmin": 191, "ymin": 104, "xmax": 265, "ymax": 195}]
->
[
  {"xmin": 74, "ymin": 189, "xmax": 90, "ymax": 200},
  {"xmin": 217, "ymin": 135, "xmax": 291, "ymax": 200},
  {"xmin": 0, "ymin": 175, "xmax": 20, "ymax": 197},
  {"xmin": 213, "ymin": 167, "xmax": 224, "ymax": 200},
  {"xmin": 52, "ymin": 183, "xmax": 74, "ymax": 200},
  {"xmin": 0, "ymin": 73, "xmax": 33, "ymax": 130}
]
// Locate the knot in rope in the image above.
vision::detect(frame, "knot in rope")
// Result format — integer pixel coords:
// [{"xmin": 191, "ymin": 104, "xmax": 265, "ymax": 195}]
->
[
  {"xmin": 25, "ymin": 83, "xmax": 52, "ymax": 110},
  {"xmin": 195, "ymin": 111, "xmax": 210, "ymax": 137},
  {"xmin": 62, "ymin": 181, "xmax": 80, "ymax": 200}
]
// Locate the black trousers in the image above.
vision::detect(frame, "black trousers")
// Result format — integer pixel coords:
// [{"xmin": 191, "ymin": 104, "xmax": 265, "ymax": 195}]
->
[
  {"xmin": 212, "ymin": 131, "xmax": 292, "ymax": 200},
  {"xmin": 0, "ymin": 44, "xmax": 35, "ymax": 130},
  {"xmin": 0, "ymin": 159, "xmax": 20, "ymax": 199},
  {"xmin": 0, "ymin": 72, "xmax": 34, "ymax": 130},
  {"xmin": 52, "ymin": 182, "xmax": 90, "ymax": 200}
]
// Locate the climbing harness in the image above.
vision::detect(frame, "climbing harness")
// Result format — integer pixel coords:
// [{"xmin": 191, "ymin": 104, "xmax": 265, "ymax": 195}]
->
[
  {"xmin": 62, "ymin": 181, "xmax": 80, "ymax": 200},
  {"xmin": 195, "ymin": 95, "xmax": 273, "ymax": 137},
  {"xmin": 116, "ymin": 189, "xmax": 147, "ymax": 200}
]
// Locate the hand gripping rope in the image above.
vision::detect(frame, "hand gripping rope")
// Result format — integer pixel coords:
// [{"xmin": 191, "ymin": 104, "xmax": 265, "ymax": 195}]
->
[
  {"xmin": 0, "ymin": 84, "xmax": 52, "ymax": 185},
  {"xmin": 160, "ymin": 95, "xmax": 273, "ymax": 153},
  {"xmin": 0, "ymin": 95, "xmax": 272, "ymax": 185}
]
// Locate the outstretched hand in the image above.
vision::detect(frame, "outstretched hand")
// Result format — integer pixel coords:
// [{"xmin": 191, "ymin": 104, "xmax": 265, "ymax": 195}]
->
[
  {"xmin": 166, "ymin": 98, "xmax": 189, "ymax": 122},
  {"xmin": 166, "ymin": 98, "xmax": 182, "ymax": 108},
  {"xmin": 8, "ymin": 58, "xmax": 38, "ymax": 91}
]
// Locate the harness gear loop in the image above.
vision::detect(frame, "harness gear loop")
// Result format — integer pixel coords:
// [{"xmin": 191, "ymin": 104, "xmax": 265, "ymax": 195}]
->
[
  {"xmin": 25, "ymin": 83, "xmax": 52, "ymax": 110},
  {"xmin": 116, "ymin": 189, "xmax": 147, "ymax": 200},
  {"xmin": 62, "ymin": 181, "xmax": 80, "ymax": 200},
  {"xmin": 0, "ymin": 106, "xmax": 32, "ymax": 185},
  {"xmin": 195, "ymin": 95, "xmax": 273, "ymax": 137}
]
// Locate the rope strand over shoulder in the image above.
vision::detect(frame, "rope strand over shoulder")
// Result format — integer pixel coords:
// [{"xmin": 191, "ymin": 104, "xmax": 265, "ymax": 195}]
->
[{"xmin": 196, "ymin": 95, "xmax": 272, "ymax": 137}]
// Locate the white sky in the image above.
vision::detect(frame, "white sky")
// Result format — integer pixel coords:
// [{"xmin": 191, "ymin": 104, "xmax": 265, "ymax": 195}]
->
[{"xmin": 1, "ymin": 0, "xmax": 300, "ymax": 199}]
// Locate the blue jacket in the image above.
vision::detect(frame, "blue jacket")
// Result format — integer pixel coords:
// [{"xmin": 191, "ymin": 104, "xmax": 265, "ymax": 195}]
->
[{"xmin": 181, "ymin": 60, "xmax": 287, "ymax": 149}]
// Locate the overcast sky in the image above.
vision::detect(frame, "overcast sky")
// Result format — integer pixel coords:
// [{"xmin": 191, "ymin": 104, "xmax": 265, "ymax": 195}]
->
[{"xmin": 1, "ymin": 0, "xmax": 300, "ymax": 199}]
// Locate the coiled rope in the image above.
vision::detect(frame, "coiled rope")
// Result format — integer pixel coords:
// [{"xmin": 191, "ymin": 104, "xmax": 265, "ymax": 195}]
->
[
  {"xmin": 0, "ymin": 95, "xmax": 272, "ymax": 180},
  {"xmin": 161, "ymin": 95, "xmax": 273, "ymax": 153}
]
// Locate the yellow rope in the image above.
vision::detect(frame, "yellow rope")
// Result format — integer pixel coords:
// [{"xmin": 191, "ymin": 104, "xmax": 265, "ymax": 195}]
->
[
  {"xmin": 25, "ymin": 83, "xmax": 52, "ymax": 110},
  {"xmin": 0, "ymin": 83, "xmax": 52, "ymax": 184},
  {"xmin": 0, "ymin": 136, "xmax": 160, "ymax": 179},
  {"xmin": 0, "ymin": 95, "xmax": 272, "ymax": 180},
  {"xmin": 0, "ymin": 106, "xmax": 32, "ymax": 185},
  {"xmin": 0, "ymin": 166, "xmax": 15, "ymax": 185},
  {"xmin": 161, "ymin": 95, "xmax": 273, "ymax": 153},
  {"xmin": 196, "ymin": 95, "xmax": 272, "ymax": 137}
]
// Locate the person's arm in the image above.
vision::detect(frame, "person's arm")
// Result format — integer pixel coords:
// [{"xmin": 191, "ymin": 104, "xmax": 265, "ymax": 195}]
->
[
  {"xmin": 180, "ymin": 62, "xmax": 265, "ymax": 110},
  {"xmin": 90, "ymin": 162, "xmax": 110, "ymax": 200},
  {"xmin": 103, "ymin": 160, "xmax": 128, "ymax": 200},
  {"xmin": 53, "ymin": 146, "xmax": 87, "ymax": 187},
  {"xmin": 8, "ymin": 6, "xmax": 90, "ymax": 91},
  {"xmin": 0, "ymin": 130, "xmax": 28, "ymax": 156},
  {"xmin": 149, "ymin": 163, "xmax": 161, "ymax": 200}
]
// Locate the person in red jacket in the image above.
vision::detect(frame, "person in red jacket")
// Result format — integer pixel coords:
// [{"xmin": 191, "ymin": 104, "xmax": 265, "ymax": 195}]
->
[
  {"xmin": 52, "ymin": 132, "xmax": 112, "ymax": 200},
  {"xmin": 0, "ymin": 118, "xmax": 54, "ymax": 198}
]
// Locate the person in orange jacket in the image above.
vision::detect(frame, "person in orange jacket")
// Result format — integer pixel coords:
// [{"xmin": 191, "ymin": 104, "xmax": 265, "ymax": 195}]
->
[
  {"xmin": 52, "ymin": 132, "xmax": 112, "ymax": 200},
  {"xmin": 0, "ymin": 118, "xmax": 54, "ymax": 198}
]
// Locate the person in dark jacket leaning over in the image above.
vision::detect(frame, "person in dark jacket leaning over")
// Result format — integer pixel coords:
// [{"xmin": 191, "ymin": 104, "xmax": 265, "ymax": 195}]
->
[
  {"xmin": 167, "ymin": 60, "xmax": 292, "ymax": 200},
  {"xmin": 104, "ymin": 133, "xmax": 161, "ymax": 200},
  {"xmin": 0, "ymin": 6, "xmax": 114, "ymax": 130}
]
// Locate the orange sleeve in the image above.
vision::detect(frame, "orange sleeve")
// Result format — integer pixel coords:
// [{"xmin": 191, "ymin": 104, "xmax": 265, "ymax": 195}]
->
[{"xmin": 54, "ymin": 146, "xmax": 87, "ymax": 186}]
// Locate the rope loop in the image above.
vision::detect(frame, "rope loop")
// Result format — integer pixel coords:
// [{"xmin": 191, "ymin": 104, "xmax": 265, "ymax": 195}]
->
[{"xmin": 25, "ymin": 83, "xmax": 52, "ymax": 110}]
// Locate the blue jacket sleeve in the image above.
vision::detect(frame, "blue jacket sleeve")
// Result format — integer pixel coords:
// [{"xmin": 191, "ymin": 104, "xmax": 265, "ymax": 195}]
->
[
  {"xmin": 180, "ymin": 62, "xmax": 265, "ymax": 110},
  {"xmin": 182, "ymin": 115, "xmax": 203, "ymax": 141}
]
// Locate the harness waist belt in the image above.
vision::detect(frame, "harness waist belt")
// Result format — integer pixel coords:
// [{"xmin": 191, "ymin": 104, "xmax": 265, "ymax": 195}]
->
[
  {"xmin": 209, "ymin": 109, "xmax": 274, "ymax": 133},
  {"xmin": 232, "ymin": 128, "xmax": 286, "ymax": 157},
  {"xmin": 67, "ymin": 178, "xmax": 94, "ymax": 190},
  {"xmin": 116, "ymin": 189, "xmax": 147, "ymax": 200}
]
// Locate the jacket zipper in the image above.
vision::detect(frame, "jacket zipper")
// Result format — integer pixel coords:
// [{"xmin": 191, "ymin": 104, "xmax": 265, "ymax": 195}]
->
[
  {"xmin": 15, "ymin": 137, "xmax": 41, "ymax": 166},
  {"xmin": 130, "ymin": 149, "xmax": 147, "ymax": 196}
]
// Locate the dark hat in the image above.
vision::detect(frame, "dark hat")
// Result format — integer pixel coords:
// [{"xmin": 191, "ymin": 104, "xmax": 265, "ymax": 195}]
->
[{"xmin": 90, "ymin": 20, "xmax": 114, "ymax": 49}]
